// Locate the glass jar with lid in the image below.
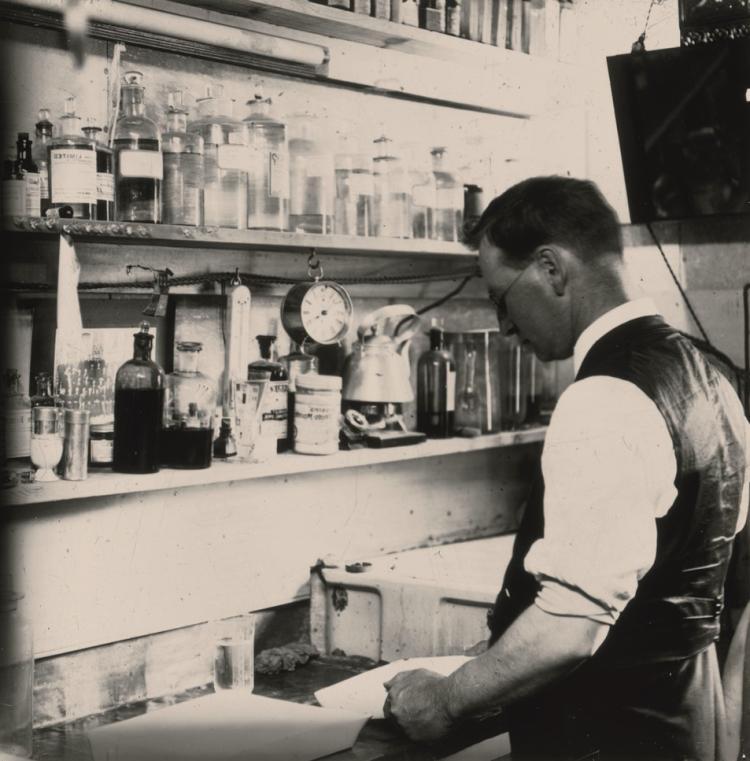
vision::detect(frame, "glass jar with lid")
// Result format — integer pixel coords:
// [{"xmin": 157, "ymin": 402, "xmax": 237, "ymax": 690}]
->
[
  {"xmin": 243, "ymin": 93, "xmax": 289, "ymax": 231},
  {"xmin": 188, "ymin": 85, "xmax": 247, "ymax": 229},
  {"xmin": 334, "ymin": 131, "xmax": 373, "ymax": 237},
  {"xmin": 162, "ymin": 341, "xmax": 217, "ymax": 469},
  {"xmin": 162, "ymin": 90, "xmax": 204, "ymax": 226},
  {"xmin": 405, "ymin": 143, "xmax": 436, "ymax": 240},
  {"xmin": 372, "ymin": 136, "xmax": 412, "ymax": 239},
  {"xmin": 431, "ymin": 146, "xmax": 463, "ymax": 242},
  {"xmin": 288, "ymin": 114, "xmax": 335, "ymax": 234}
]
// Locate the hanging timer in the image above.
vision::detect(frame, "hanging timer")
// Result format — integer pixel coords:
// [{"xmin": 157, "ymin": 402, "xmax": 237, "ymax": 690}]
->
[{"xmin": 280, "ymin": 254, "xmax": 354, "ymax": 346}]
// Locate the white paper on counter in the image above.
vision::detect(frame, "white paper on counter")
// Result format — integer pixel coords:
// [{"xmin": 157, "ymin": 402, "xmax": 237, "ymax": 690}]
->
[
  {"xmin": 86, "ymin": 691, "xmax": 369, "ymax": 761},
  {"xmin": 314, "ymin": 655, "xmax": 472, "ymax": 719}
]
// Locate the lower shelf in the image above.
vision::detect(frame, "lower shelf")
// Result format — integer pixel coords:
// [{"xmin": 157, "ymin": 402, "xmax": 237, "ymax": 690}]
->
[{"xmin": 7, "ymin": 426, "xmax": 545, "ymax": 507}]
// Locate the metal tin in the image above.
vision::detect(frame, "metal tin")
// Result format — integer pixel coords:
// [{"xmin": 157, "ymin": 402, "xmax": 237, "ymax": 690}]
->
[
  {"xmin": 62, "ymin": 408, "xmax": 90, "ymax": 480},
  {"xmin": 32, "ymin": 406, "xmax": 60, "ymax": 435}
]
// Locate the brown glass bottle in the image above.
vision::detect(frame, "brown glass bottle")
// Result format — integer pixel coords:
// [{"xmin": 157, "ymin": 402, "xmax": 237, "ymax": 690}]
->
[
  {"xmin": 113, "ymin": 322, "xmax": 164, "ymax": 473},
  {"xmin": 417, "ymin": 326, "xmax": 456, "ymax": 438}
]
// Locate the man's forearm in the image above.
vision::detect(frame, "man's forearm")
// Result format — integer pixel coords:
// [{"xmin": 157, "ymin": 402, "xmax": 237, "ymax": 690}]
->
[{"xmin": 444, "ymin": 604, "xmax": 606, "ymax": 721}]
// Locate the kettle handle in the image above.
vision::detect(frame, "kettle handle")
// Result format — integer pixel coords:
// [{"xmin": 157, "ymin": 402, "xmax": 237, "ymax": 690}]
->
[{"xmin": 358, "ymin": 304, "xmax": 420, "ymax": 346}]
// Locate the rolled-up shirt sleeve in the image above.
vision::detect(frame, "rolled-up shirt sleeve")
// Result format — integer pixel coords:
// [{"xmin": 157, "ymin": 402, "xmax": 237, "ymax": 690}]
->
[{"xmin": 525, "ymin": 376, "xmax": 678, "ymax": 626}]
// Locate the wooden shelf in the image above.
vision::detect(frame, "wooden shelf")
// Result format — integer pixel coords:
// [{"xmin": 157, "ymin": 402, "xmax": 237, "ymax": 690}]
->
[
  {"xmin": 6, "ymin": 426, "xmax": 545, "ymax": 507},
  {"xmin": 173, "ymin": 0, "xmax": 544, "ymax": 64},
  {"xmin": 4, "ymin": 217, "xmax": 475, "ymax": 259}
]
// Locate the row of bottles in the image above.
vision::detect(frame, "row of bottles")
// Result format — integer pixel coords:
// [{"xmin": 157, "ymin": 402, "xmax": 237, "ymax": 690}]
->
[
  {"xmin": 11, "ymin": 72, "xmax": 465, "ymax": 242},
  {"xmin": 316, "ymin": 0, "xmax": 578, "ymax": 61}
]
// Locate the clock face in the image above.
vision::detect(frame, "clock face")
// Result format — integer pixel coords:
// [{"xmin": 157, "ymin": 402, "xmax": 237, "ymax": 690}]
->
[{"xmin": 300, "ymin": 283, "xmax": 352, "ymax": 344}]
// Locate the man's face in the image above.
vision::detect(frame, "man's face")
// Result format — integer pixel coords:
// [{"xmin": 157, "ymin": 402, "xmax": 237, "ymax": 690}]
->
[{"xmin": 478, "ymin": 238, "xmax": 572, "ymax": 361}]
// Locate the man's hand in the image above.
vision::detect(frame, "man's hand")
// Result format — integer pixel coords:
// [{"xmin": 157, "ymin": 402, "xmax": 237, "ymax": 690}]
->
[{"xmin": 382, "ymin": 668, "xmax": 453, "ymax": 742}]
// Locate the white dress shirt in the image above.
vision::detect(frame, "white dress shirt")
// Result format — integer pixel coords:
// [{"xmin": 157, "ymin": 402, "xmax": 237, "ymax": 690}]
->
[{"xmin": 525, "ymin": 299, "xmax": 750, "ymax": 627}]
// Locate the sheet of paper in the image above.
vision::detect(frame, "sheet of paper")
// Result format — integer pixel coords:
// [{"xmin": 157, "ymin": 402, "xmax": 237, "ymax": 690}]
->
[
  {"xmin": 87, "ymin": 691, "xmax": 368, "ymax": 761},
  {"xmin": 314, "ymin": 655, "xmax": 472, "ymax": 719}
]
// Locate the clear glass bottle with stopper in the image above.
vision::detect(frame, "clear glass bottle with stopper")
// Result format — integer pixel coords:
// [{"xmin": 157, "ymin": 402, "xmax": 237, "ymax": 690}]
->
[
  {"xmin": 243, "ymin": 91, "xmax": 289, "ymax": 231},
  {"xmin": 48, "ymin": 96, "xmax": 97, "ymax": 219},
  {"xmin": 162, "ymin": 90, "xmax": 204, "ymax": 226},
  {"xmin": 334, "ymin": 130, "xmax": 373, "ymax": 237},
  {"xmin": 372, "ymin": 136, "xmax": 412, "ymax": 239},
  {"xmin": 82, "ymin": 120, "xmax": 114, "ymax": 221},
  {"xmin": 288, "ymin": 113, "xmax": 334, "ymax": 234},
  {"xmin": 162, "ymin": 341, "xmax": 216, "ymax": 470},
  {"xmin": 188, "ymin": 85, "xmax": 247, "ymax": 229},
  {"xmin": 113, "ymin": 71, "xmax": 163, "ymax": 223},
  {"xmin": 33, "ymin": 108, "xmax": 53, "ymax": 215},
  {"xmin": 406, "ymin": 143, "xmax": 436, "ymax": 240},
  {"xmin": 113, "ymin": 321, "xmax": 164, "ymax": 474},
  {"xmin": 431, "ymin": 146, "xmax": 463, "ymax": 242}
]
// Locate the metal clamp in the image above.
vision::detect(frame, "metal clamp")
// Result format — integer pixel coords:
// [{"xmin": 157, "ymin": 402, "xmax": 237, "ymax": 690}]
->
[{"xmin": 307, "ymin": 250, "xmax": 323, "ymax": 281}]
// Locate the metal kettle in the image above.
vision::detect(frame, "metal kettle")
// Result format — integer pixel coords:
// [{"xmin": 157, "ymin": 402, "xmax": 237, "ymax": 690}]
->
[{"xmin": 342, "ymin": 305, "xmax": 420, "ymax": 403}]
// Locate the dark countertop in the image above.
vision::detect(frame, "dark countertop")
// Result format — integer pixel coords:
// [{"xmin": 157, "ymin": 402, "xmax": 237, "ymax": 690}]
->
[{"xmin": 32, "ymin": 656, "xmax": 509, "ymax": 761}]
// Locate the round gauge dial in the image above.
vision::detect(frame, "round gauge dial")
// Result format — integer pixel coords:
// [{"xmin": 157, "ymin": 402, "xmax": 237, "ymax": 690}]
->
[{"xmin": 281, "ymin": 281, "xmax": 353, "ymax": 346}]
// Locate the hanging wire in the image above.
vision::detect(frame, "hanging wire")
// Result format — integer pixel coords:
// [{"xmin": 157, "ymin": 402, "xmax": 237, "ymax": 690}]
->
[
  {"xmin": 646, "ymin": 222, "xmax": 711, "ymax": 344},
  {"xmin": 632, "ymin": 0, "xmax": 662, "ymax": 52}
]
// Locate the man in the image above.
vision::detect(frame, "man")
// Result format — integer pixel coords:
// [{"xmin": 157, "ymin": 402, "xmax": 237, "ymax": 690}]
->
[{"xmin": 383, "ymin": 177, "xmax": 750, "ymax": 760}]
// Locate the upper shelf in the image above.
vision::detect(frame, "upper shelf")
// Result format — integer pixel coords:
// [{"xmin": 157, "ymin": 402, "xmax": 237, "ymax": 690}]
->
[{"xmin": 6, "ymin": 427, "xmax": 546, "ymax": 507}]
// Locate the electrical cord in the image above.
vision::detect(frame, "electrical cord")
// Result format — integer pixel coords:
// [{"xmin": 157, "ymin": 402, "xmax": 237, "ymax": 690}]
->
[
  {"xmin": 3, "ymin": 265, "xmax": 480, "ymax": 293},
  {"xmin": 646, "ymin": 222, "xmax": 711, "ymax": 344},
  {"xmin": 647, "ymin": 223, "xmax": 747, "ymax": 397},
  {"xmin": 395, "ymin": 272, "xmax": 478, "ymax": 336}
]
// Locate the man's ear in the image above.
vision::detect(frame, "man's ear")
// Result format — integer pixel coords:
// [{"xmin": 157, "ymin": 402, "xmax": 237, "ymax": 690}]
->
[{"xmin": 534, "ymin": 245, "xmax": 567, "ymax": 296}]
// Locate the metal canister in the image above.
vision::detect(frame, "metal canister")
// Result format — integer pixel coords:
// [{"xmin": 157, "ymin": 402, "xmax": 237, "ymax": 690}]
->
[{"xmin": 62, "ymin": 409, "xmax": 90, "ymax": 480}]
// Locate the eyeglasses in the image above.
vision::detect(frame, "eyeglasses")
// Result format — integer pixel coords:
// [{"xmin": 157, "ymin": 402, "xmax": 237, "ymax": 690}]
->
[{"xmin": 488, "ymin": 263, "xmax": 532, "ymax": 321}]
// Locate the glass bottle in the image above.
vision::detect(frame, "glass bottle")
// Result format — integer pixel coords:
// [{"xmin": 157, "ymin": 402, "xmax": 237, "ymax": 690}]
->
[
  {"xmin": 334, "ymin": 133, "xmax": 373, "ymax": 237},
  {"xmin": 243, "ymin": 93, "xmax": 289, "ymax": 230},
  {"xmin": 431, "ymin": 146, "xmax": 463, "ymax": 241},
  {"xmin": 82, "ymin": 121, "xmax": 114, "ymax": 221},
  {"xmin": 1, "ymin": 151, "xmax": 25, "ymax": 217},
  {"xmin": 162, "ymin": 341, "xmax": 216, "ymax": 469},
  {"xmin": 161, "ymin": 90, "xmax": 204, "ymax": 226},
  {"xmin": 113, "ymin": 322, "xmax": 164, "ymax": 474},
  {"xmin": 417, "ymin": 325, "xmax": 456, "ymax": 438},
  {"xmin": 288, "ymin": 114, "xmax": 334, "ymax": 234},
  {"xmin": 113, "ymin": 71, "xmax": 163, "ymax": 223},
  {"xmin": 372, "ymin": 136, "xmax": 412, "ymax": 239},
  {"xmin": 406, "ymin": 144, "xmax": 436, "ymax": 239},
  {"xmin": 34, "ymin": 108, "xmax": 53, "ymax": 215},
  {"xmin": 279, "ymin": 342, "xmax": 318, "ymax": 450},
  {"xmin": 48, "ymin": 96, "xmax": 97, "ymax": 219},
  {"xmin": 248, "ymin": 335, "xmax": 289, "ymax": 454},
  {"xmin": 502, "ymin": 334, "xmax": 530, "ymax": 430},
  {"xmin": 188, "ymin": 85, "xmax": 247, "ymax": 229},
  {"xmin": 11, "ymin": 133, "xmax": 41, "ymax": 217}
]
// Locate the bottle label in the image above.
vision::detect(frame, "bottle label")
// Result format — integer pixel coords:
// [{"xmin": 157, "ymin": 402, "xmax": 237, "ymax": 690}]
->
[
  {"xmin": 435, "ymin": 186, "xmax": 463, "ymax": 210},
  {"xmin": 50, "ymin": 148, "xmax": 97, "ymax": 203},
  {"xmin": 412, "ymin": 184, "xmax": 435, "ymax": 208},
  {"xmin": 119, "ymin": 150, "xmax": 163, "ymax": 180},
  {"xmin": 90, "ymin": 437, "xmax": 113, "ymax": 464},
  {"xmin": 1, "ymin": 179, "xmax": 26, "ymax": 216},
  {"xmin": 347, "ymin": 172, "xmax": 373, "ymax": 197},
  {"xmin": 294, "ymin": 397, "xmax": 340, "ymax": 453},
  {"xmin": 40, "ymin": 168, "xmax": 49, "ymax": 200},
  {"xmin": 97, "ymin": 172, "xmax": 115, "ymax": 202},
  {"xmin": 269, "ymin": 151, "xmax": 289, "ymax": 199},
  {"xmin": 24, "ymin": 172, "xmax": 41, "ymax": 216},
  {"xmin": 217, "ymin": 144, "xmax": 249, "ymax": 172},
  {"xmin": 260, "ymin": 380, "xmax": 289, "ymax": 444},
  {"xmin": 447, "ymin": 369, "xmax": 456, "ymax": 412}
]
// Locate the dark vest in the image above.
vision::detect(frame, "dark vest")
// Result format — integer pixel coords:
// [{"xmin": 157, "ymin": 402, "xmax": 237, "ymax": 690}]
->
[{"xmin": 486, "ymin": 316, "xmax": 747, "ymax": 760}]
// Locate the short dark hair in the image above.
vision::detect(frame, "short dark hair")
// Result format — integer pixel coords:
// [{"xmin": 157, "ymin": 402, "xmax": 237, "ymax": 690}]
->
[{"xmin": 464, "ymin": 176, "xmax": 623, "ymax": 265}]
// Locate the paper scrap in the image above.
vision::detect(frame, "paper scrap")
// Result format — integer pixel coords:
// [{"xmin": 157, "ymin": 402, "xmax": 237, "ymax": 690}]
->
[{"xmin": 87, "ymin": 691, "xmax": 368, "ymax": 761}]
